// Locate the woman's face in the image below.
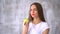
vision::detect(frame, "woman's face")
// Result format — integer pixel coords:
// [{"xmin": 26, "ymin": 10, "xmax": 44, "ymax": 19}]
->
[{"xmin": 30, "ymin": 5, "xmax": 39, "ymax": 18}]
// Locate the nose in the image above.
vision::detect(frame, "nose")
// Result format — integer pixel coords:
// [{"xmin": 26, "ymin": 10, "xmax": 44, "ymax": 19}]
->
[{"xmin": 32, "ymin": 10, "xmax": 34, "ymax": 13}]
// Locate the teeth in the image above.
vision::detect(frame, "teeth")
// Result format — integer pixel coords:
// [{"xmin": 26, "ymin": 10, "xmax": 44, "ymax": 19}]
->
[{"xmin": 24, "ymin": 18, "xmax": 29, "ymax": 24}]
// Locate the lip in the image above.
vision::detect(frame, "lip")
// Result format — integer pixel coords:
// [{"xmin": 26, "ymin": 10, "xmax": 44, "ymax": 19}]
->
[{"xmin": 32, "ymin": 14, "xmax": 35, "ymax": 15}]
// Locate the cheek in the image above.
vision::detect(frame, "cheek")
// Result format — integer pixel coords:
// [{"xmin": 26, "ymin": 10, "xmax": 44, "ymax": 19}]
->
[
  {"xmin": 30, "ymin": 11, "xmax": 38, "ymax": 17},
  {"xmin": 34, "ymin": 11, "xmax": 39, "ymax": 17},
  {"xmin": 30, "ymin": 11, "xmax": 33, "ymax": 16},
  {"xmin": 35, "ymin": 12, "xmax": 38, "ymax": 16}
]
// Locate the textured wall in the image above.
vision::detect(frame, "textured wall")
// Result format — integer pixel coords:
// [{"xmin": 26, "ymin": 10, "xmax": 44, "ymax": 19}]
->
[
  {"xmin": 45, "ymin": 0, "xmax": 60, "ymax": 34},
  {"xmin": 0, "ymin": 0, "xmax": 60, "ymax": 34},
  {"xmin": 0, "ymin": 0, "xmax": 21, "ymax": 34}
]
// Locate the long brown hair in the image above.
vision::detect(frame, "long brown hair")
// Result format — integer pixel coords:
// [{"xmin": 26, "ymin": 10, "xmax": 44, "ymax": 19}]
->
[{"xmin": 28, "ymin": 2, "xmax": 46, "ymax": 22}]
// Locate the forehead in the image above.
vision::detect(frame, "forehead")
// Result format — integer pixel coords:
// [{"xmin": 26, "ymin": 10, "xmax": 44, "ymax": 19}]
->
[{"xmin": 30, "ymin": 5, "xmax": 37, "ymax": 9}]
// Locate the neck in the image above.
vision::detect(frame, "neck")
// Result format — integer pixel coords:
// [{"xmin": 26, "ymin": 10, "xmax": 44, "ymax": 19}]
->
[{"xmin": 33, "ymin": 17, "xmax": 41, "ymax": 25}]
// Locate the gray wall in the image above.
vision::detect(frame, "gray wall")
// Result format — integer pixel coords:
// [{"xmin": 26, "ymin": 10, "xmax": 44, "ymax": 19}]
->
[{"xmin": 0, "ymin": 0, "xmax": 60, "ymax": 34}]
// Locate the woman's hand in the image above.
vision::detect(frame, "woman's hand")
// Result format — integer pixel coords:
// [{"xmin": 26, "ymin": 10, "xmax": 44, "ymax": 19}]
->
[
  {"xmin": 22, "ymin": 24, "xmax": 29, "ymax": 34},
  {"xmin": 22, "ymin": 18, "xmax": 29, "ymax": 34}
]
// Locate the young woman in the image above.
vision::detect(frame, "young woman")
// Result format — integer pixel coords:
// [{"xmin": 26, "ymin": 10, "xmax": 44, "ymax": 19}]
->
[{"xmin": 22, "ymin": 2, "xmax": 50, "ymax": 34}]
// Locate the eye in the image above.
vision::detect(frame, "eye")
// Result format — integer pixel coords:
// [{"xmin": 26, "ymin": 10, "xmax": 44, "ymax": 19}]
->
[{"xmin": 33, "ymin": 8, "xmax": 37, "ymax": 11}]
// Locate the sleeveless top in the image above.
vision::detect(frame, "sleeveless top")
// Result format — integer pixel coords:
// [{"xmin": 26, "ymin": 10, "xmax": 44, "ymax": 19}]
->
[{"xmin": 28, "ymin": 21, "xmax": 49, "ymax": 34}]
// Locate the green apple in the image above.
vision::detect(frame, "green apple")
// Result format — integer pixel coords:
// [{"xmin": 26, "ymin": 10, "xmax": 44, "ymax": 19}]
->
[{"xmin": 24, "ymin": 18, "xmax": 29, "ymax": 24}]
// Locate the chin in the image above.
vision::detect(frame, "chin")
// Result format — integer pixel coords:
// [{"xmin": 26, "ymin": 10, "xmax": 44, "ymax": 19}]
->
[{"xmin": 32, "ymin": 16, "xmax": 35, "ymax": 18}]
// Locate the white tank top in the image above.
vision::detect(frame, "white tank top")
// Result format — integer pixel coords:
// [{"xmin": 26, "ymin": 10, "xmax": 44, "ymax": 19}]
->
[{"xmin": 28, "ymin": 21, "xmax": 49, "ymax": 34}]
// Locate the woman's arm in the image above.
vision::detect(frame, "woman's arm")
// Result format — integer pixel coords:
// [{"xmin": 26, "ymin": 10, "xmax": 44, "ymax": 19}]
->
[
  {"xmin": 42, "ymin": 29, "xmax": 49, "ymax": 34},
  {"xmin": 22, "ymin": 24, "xmax": 29, "ymax": 34},
  {"xmin": 22, "ymin": 18, "xmax": 29, "ymax": 34}
]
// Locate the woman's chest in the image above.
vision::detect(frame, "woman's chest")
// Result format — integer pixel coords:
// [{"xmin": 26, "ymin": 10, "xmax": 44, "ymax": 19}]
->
[{"xmin": 28, "ymin": 23, "xmax": 43, "ymax": 34}]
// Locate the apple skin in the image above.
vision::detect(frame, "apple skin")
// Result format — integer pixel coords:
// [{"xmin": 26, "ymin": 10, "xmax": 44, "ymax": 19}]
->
[{"xmin": 24, "ymin": 18, "xmax": 29, "ymax": 25}]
